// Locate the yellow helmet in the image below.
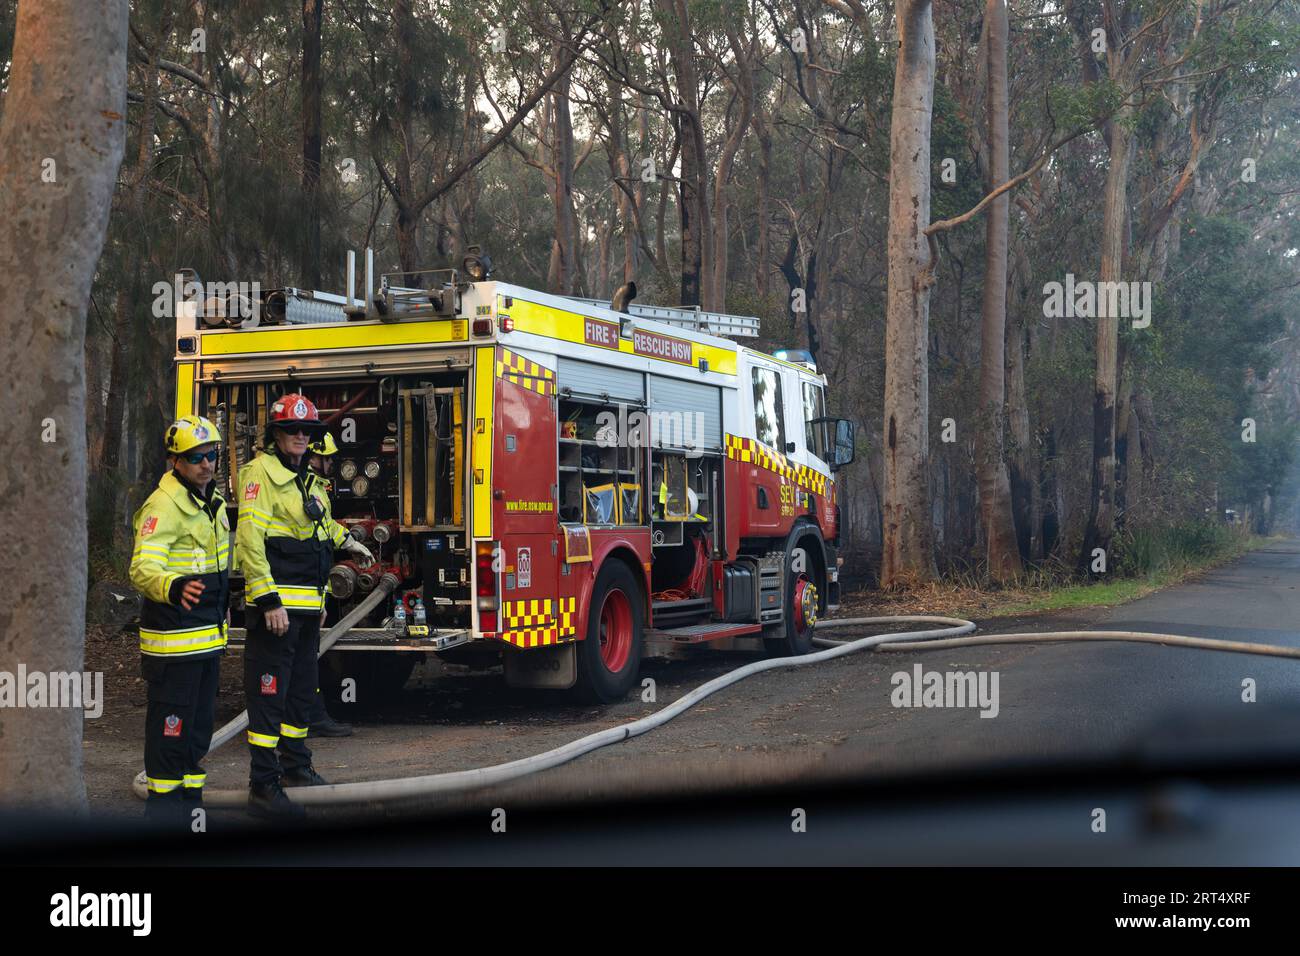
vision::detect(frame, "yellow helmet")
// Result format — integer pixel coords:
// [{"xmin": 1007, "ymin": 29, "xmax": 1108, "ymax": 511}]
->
[
  {"xmin": 165, "ymin": 415, "xmax": 223, "ymax": 454},
  {"xmin": 309, "ymin": 432, "xmax": 339, "ymax": 457}
]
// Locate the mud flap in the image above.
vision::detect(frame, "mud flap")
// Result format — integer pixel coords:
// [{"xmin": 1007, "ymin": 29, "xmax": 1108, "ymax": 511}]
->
[{"xmin": 503, "ymin": 642, "xmax": 577, "ymax": 689}]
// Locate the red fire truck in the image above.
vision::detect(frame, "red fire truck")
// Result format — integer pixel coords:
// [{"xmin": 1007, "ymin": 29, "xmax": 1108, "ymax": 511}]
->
[{"xmin": 173, "ymin": 254, "xmax": 855, "ymax": 702}]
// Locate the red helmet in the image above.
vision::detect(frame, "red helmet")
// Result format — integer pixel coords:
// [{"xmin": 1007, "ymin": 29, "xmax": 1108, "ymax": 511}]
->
[{"xmin": 268, "ymin": 393, "xmax": 325, "ymax": 431}]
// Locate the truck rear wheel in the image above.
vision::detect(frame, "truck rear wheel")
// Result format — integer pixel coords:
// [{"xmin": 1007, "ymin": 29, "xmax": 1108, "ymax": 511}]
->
[
  {"xmin": 574, "ymin": 561, "xmax": 644, "ymax": 703},
  {"xmin": 764, "ymin": 541, "xmax": 822, "ymax": 657}
]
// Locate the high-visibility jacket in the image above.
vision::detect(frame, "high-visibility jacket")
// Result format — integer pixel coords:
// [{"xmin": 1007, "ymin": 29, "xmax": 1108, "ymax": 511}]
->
[
  {"xmin": 237, "ymin": 451, "xmax": 349, "ymax": 614},
  {"xmin": 130, "ymin": 472, "xmax": 231, "ymax": 659}
]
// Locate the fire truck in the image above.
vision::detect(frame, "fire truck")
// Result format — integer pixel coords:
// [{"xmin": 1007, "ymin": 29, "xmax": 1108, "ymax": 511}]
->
[{"xmin": 172, "ymin": 251, "xmax": 856, "ymax": 702}]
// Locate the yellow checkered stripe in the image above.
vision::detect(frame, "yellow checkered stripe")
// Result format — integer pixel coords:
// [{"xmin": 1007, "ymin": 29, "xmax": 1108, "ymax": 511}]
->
[
  {"xmin": 725, "ymin": 434, "xmax": 830, "ymax": 497},
  {"xmin": 556, "ymin": 596, "xmax": 578, "ymax": 637},
  {"xmin": 496, "ymin": 348, "xmax": 555, "ymax": 396},
  {"xmin": 499, "ymin": 625, "xmax": 561, "ymax": 648},
  {"xmin": 502, "ymin": 598, "xmax": 554, "ymax": 628},
  {"xmin": 498, "ymin": 596, "xmax": 581, "ymax": 648}
]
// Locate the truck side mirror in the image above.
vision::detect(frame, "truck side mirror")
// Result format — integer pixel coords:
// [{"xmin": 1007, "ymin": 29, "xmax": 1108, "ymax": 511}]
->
[{"xmin": 832, "ymin": 419, "xmax": 856, "ymax": 470}]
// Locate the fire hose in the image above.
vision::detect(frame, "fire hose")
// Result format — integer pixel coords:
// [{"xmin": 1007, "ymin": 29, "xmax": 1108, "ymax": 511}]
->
[{"xmin": 131, "ymin": 608, "xmax": 1300, "ymax": 809}]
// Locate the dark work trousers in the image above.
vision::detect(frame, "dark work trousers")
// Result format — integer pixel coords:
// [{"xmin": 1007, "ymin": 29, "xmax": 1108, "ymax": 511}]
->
[
  {"xmin": 309, "ymin": 677, "xmax": 329, "ymax": 724},
  {"xmin": 244, "ymin": 611, "xmax": 319, "ymax": 785},
  {"xmin": 143, "ymin": 655, "xmax": 221, "ymax": 812}
]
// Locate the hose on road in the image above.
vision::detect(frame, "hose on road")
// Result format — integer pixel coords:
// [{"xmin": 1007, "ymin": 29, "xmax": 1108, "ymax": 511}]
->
[{"xmin": 130, "ymin": 613, "xmax": 1300, "ymax": 808}]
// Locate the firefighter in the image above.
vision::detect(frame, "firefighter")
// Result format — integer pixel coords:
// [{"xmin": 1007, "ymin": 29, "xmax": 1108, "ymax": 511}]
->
[
  {"xmin": 236, "ymin": 393, "xmax": 372, "ymax": 818},
  {"xmin": 304, "ymin": 431, "xmax": 358, "ymax": 739},
  {"xmin": 129, "ymin": 415, "xmax": 230, "ymax": 826}
]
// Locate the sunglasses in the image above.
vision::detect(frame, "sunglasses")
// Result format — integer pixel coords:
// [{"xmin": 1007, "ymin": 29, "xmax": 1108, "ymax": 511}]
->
[
  {"xmin": 183, "ymin": 449, "xmax": 219, "ymax": 464},
  {"xmin": 279, "ymin": 427, "xmax": 312, "ymax": 437}
]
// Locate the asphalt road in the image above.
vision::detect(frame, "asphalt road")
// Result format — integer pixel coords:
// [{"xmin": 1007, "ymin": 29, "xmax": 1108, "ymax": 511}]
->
[{"xmin": 84, "ymin": 540, "xmax": 1300, "ymax": 821}]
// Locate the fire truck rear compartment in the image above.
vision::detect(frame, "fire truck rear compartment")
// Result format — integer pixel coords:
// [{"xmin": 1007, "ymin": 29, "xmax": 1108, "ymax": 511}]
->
[{"xmin": 206, "ymin": 371, "xmax": 473, "ymax": 638}]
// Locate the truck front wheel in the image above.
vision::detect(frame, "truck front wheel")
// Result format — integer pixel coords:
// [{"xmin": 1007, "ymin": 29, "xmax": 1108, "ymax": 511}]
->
[{"xmin": 764, "ymin": 540, "xmax": 822, "ymax": 657}]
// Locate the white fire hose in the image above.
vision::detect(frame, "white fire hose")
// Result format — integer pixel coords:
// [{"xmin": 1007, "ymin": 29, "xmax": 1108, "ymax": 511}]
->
[{"xmin": 130, "ymin": 609, "xmax": 1300, "ymax": 809}]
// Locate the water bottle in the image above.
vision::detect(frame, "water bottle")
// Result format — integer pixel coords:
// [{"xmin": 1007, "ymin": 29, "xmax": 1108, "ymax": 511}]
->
[
  {"xmin": 413, "ymin": 597, "xmax": 427, "ymax": 627},
  {"xmin": 392, "ymin": 598, "xmax": 407, "ymax": 631}
]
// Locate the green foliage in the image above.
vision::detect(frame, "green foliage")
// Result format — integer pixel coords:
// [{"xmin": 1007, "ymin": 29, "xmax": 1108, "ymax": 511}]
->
[
  {"xmin": 1047, "ymin": 78, "xmax": 1125, "ymax": 133},
  {"xmin": 1113, "ymin": 520, "xmax": 1245, "ymax": 578}
]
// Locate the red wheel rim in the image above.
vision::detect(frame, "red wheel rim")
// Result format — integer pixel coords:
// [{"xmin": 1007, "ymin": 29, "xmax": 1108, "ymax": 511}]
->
[
  {"xmin": 598, "ymin": 588, "xmax": 633, "ymax": 672},
  {"xmin": 793, "ymin": 577, "xmax": 818, "ymax": 633}
]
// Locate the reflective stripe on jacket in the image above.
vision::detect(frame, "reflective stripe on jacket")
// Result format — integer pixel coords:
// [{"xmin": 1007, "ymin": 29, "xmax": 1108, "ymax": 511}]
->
[
  {"xmin": 130, "ymin": 472, "xmax": 231, "ymax": 658},
  {"xmin": 236, "ymin": 451, "xmax": 348, "ymax": 614}
]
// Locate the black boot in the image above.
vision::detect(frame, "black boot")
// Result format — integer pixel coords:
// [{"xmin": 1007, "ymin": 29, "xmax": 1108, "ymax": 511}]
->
[
  {"xmin": 282, "ymin": 765, "xmax": 329, "ymax": 787},
  {"xmin": 248, "ymin": 780, "xmax": 307, "ymax": 820},
  {"xmin": 308, "ymin": 714, "xmax": 354, "ymax": 738}
]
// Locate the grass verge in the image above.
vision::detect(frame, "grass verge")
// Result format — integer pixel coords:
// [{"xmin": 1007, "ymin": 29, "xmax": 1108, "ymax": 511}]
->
[{"xmin": 835, "ymin": 529, "xmax": 1275, "ymax": 621}]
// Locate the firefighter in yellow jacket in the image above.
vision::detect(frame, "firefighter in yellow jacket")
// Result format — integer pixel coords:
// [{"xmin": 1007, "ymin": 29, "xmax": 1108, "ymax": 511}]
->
[
  {"xmin": 129, "ymin": 415, "xmax": 230, "ymax": 825},
  {"xmin": 236, "ymin": 393, "xmax": 370, "ymax": 818}
]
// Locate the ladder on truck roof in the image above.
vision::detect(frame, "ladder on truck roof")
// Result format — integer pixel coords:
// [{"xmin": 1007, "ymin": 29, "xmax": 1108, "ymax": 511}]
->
[{"xmin": 560, "ymin": 296, "xmax": 760, "ymax": 339}]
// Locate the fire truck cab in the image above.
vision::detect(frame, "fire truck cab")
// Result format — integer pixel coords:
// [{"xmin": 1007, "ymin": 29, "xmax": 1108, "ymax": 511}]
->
[{"xmin": 173, "ymin": 258, "xmax": 856, "ymax": 702}]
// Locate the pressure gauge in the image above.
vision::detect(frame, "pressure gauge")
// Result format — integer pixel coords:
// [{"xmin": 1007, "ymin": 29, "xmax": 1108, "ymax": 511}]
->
[
  {"xmin": 364, "ymin": 460, "xmax": 381, "ymax": 479},
  {"xmin": 350, "ymin": 475, "xmax": 370, "ymax": 497},
  {"xmin": 339, "ymin": 459, "xmax": 358, "ymax": 481}
]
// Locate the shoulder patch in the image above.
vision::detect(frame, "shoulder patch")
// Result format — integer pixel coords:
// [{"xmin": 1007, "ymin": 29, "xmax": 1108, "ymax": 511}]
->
[
  {"xmin": 141, "ymin": 516, "xmax": 158, "ymax": 536},
  {"xmin": 244, "ymin": 481, "xmax": 261, "ymax": 501}
]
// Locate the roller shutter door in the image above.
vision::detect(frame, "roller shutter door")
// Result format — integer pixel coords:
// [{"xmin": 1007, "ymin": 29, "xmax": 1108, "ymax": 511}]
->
[{"xmin": 648, "ymin": 374, "xmax": 722, "ymax": 451}]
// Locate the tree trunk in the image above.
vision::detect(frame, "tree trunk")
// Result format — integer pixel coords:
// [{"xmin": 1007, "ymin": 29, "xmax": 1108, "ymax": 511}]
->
[
  {"xmin": 755, "ymin": 109, "xmax": 772, "ymax": 300},
  {"xmin": 709, "ymin": 29, "xmax": 754, "ymax": 313},
  {"xmin": 880, "ymin": 0, "xmax": 937, "ymax": 588},
  {"xmin": 0, "ymin": 0, "xmax": 128, "ymax": 809},
  {"xmin": 546, "ymin": 62, "xmax": 579, "ymax": 295},
  {"xmin": 1006, "ymin": 294, "xmax": 1038, "ymax": 560},
  {"xmin": 102, "ymin": 287, "xmax": 132, "ymax": 472},
  {"xmin": 974, "ymin": 0, "xmax": 1021, "ymax": 581},
  {"xmin": 393, "ymin": 0, "xmax": 420, "ymax": 279},
  {"xmin": 608, "ymin": 71, "xmax": 638, "ymax": 284},
  {"xmin": 302, "ymin": 0, "xmax": 324, "ymax": 289},
  {"xmin": 1080, "ymin": 110, "xmax": 1131, "ymax": 572},
  {"xmin": 659, "ymin": 0, "xmax": 711, "ymax": 307}
]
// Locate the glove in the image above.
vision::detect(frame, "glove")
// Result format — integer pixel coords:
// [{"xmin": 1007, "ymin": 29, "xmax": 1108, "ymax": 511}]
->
[{"xmin": 343, "ymin": 536, "xmax": 376, "ymax": 567}]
